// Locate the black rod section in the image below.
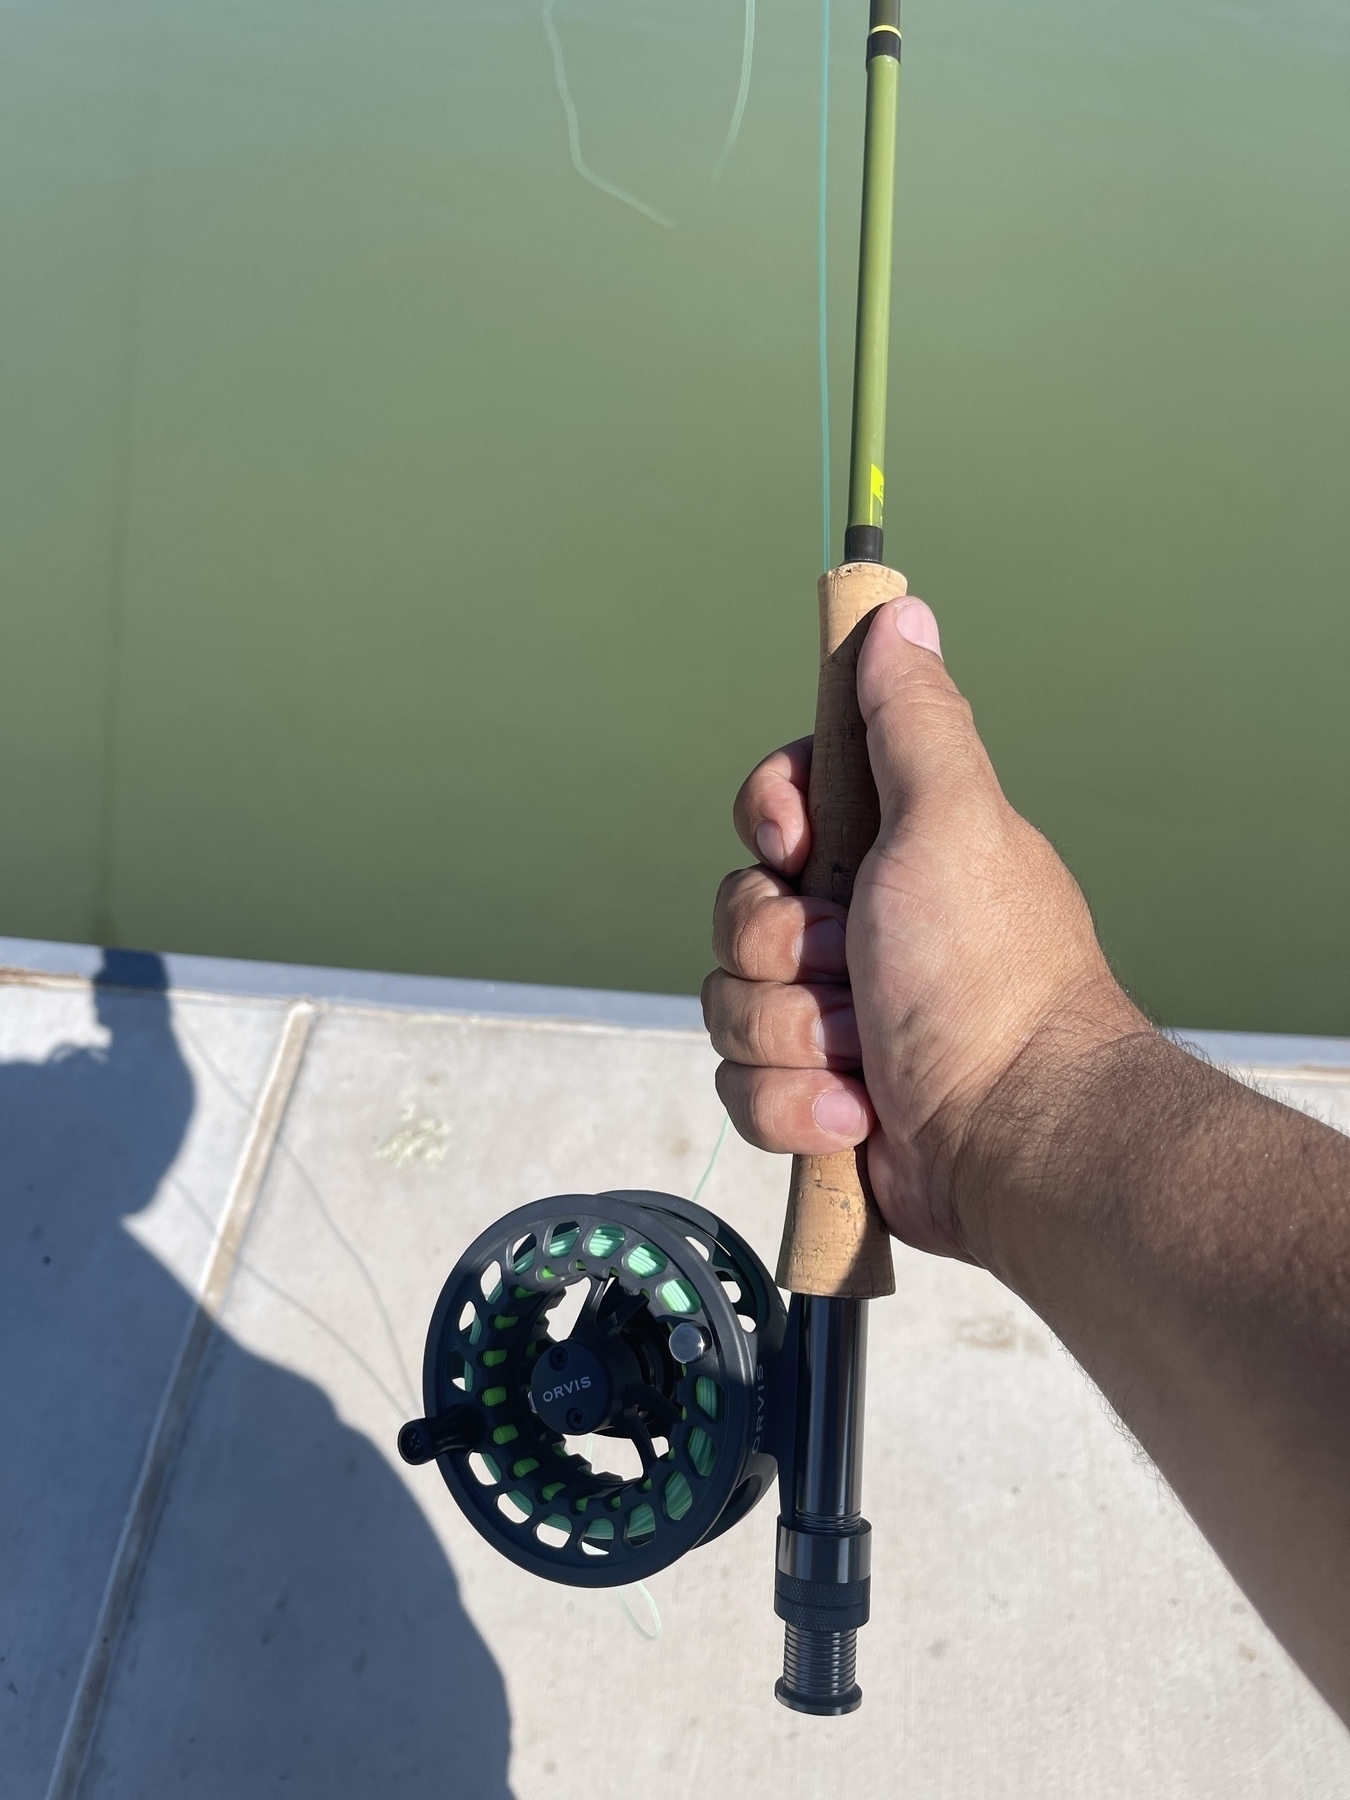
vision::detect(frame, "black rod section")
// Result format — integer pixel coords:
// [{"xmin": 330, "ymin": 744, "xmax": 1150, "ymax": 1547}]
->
[
  {"xmin": 774, "ymin": 1296, "xmax": 872, "ymax": 1715},
  {"xmin": 792, "ymin": 1295, "xmax": 866, "ymax": 1525}
]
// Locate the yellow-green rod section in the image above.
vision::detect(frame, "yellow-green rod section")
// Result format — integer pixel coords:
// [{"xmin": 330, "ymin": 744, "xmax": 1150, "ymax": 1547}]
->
[{"xmin": 846, "ymin": 15, "xmax": 901, "ymax": 536}]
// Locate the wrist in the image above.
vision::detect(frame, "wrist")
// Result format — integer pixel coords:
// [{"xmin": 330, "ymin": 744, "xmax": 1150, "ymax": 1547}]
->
[{"xmin": 946, "ymin": 999, "xmax": 1172, "ymax": 1287}]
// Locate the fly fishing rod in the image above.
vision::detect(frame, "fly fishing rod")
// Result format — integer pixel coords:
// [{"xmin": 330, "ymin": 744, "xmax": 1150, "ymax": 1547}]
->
[{"xmin": 399, "ymin": 0, "xmax": 907, "ymax": 1715}]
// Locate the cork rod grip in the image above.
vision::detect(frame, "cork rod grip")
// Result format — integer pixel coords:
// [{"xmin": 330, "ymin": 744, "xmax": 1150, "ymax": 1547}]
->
[{"xmin": 774, "ymin": 560, "xmax": 907, "ymax": 1299}]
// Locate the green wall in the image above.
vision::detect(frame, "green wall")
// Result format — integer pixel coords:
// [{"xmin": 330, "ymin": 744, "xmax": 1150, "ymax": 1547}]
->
[{"xmin": 1, "ymin": 0, "xmax": 1347, "ymax": 1030}]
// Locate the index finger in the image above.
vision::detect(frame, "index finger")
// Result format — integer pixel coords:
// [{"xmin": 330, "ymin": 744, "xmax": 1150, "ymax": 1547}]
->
[{"xmin": 732, "ymin": 736, "xmax": 813, "ymax": 877}]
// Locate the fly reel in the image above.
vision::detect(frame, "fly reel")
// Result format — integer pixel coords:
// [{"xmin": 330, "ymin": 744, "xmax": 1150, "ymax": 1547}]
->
[{"xmin": 399, "ymin": 1192, "xmax": 788, "ymax": 1586}]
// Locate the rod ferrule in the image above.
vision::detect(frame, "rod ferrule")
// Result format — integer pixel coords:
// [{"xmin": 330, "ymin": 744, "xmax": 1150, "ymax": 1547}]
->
[{"xmin": 842, "ymin": 523, "xmax": 884, "ymax": 563}]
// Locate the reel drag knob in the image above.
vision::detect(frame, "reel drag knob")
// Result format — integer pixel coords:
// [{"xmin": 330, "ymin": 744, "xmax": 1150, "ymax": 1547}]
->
[{"xmin": 530, "ymin": 1341, "xmax": 616, "ymax": 1436}]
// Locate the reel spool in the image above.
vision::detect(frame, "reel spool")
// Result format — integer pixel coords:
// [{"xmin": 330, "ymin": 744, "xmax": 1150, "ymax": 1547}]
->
[{"xmin": 400, "ymin": 1192, "xmax": 787, "ymax": 1586}]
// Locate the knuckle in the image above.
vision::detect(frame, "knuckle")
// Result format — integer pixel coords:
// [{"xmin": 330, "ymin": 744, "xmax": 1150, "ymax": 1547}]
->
[
  {"xmin": 717, "ymin": 881, "xmax": 794, "ymax": 979},
  {"xmin": 741, "ymin": 996, "xmax": 773, "ymax": 1069},
  {"xmin": 701, "ymin": 972, "xmax": 740, "ymax": 1057},
  {"xmin": 714, "ymin": 1061, "xmax": 765, "ymax": 1147},
  {"xmin": 707, "ymin": 975, "xmax": 796, "ymax": 1071},
  {"xmin": 712, "ymin": 869, "xmax": 762, "ymax": 970},
  {"xmin": 745, "ymin": 1070, "xmax": 788, "ymax": 1146},
  {"xmin": 713, "ymin": 866, "xmax": 755, "ymax": 916},
  {"xmin": 699, "ymin": 968, "xmax": 720, "ymax": 1027},
  {"xmin": 771, "ymin": 985, "xmax": 818, "ymax": 1067},
  {"xmin": 712, "ymin": 1057, "xmax": 742, "ymax": 1114},
  {"xmin": 731, "ymin": 764, "xmax": 774, "ymax": 837},
  {"xmin": 735, "ymin": 908, "xmax": 774, "ymax": 983},
  {"xmin": 715, "ymin": 1060, "xmax": 794, "ymax": 1154},
  {"xmin": 886, "ymin": 672, "xmax": 973, "ymax": 738},
  {"xmin": 732, "ymin": 740, "xmax": 812, "ymax": 842}
]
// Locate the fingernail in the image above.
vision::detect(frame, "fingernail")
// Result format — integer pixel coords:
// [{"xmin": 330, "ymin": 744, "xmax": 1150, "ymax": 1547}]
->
[
  {"xmin": 812, "ymin": 1088, "xmax": 866, "ymax": 1138},
  {"xmin": 799, "ymin": 917, "xmax": 846, "ymax": 973},
  {"xmin": 813, "ymin": 1004, "xmax": 861, "ymax": 1060},
  {"xmin": 755, "ymin": 821, "xmax": 786, "ymax": 867},
  {"xmin": 894, "ymin": 597, "xmax": 942, "ymax": 657}
]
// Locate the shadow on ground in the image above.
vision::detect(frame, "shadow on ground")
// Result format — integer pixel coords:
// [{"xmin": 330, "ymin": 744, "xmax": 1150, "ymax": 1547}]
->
[{"xmin": 0, "ymin": 952, "xmax": 512, "ymax": 1798}]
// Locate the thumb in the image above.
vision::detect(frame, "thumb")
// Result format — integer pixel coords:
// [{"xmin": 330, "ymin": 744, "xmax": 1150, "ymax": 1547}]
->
[{"xmin": 856, "ymin": 598, "xmax": 995, "ymax": 827}]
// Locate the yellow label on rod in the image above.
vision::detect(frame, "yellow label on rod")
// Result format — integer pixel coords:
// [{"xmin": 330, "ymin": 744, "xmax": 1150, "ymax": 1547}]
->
[{"xmin": 870, "ymin": 463, "xmax": 885, "ymax": 525}]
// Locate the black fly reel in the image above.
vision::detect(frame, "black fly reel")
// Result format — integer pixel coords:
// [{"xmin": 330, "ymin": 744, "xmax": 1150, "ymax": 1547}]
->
[{"xmin": 399, "ymin": 1192, "xmax": 787, "ymax": 1586}]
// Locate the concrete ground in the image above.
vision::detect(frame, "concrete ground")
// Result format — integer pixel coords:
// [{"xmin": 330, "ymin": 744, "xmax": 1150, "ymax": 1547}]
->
[{"xmin": 3, "ymin": 936, "xmax": 1349, "ymax": 1799}]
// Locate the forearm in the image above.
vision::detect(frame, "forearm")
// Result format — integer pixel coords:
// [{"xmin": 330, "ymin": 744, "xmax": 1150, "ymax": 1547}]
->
[{"xmin": 963, "ymin": 1031, "xmax": 1350, "ymax": 1718}]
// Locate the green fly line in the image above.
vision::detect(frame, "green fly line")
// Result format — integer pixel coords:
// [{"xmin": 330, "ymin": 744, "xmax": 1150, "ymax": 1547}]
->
[
  {"xmin": 690, "ymin": 1112, "xmax": 730, "ymax": 1204},
  {"xmin": 589, "ymin": 1105, "xmax": 726, "ymax": 1645}
]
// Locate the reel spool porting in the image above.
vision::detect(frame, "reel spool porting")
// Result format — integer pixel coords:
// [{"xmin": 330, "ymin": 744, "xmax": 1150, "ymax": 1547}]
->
[{"xmin": 400, "ymin": 1192, "xmax": 786, "ymax": 1585}]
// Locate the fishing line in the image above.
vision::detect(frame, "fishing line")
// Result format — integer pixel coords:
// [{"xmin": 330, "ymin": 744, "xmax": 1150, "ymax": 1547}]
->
[
  {"xmin": 711, "ymin": 0, "xmax": 756, "ymax": 183},
  {"xmin": 619, "ymin": 1580, "xmax": 664, "ymax": 1638},
  {"xmin": 542, "ymin": 0, "xmax": 676, "ymax": 228},
  {"xmin": 542, "ymin": 0, "xmax": 833, "ymax": 569},
  {"xmin": 689, "ymin": 1111, "xmax": 730, "ymax": 1204},
  {"xmin": 564, "ymin": 1113, "xmax": 728, "ymax": 1646},
  {"xmin": 579, "ymin": 1423, "xmax": 667, "ymax": 1638}
]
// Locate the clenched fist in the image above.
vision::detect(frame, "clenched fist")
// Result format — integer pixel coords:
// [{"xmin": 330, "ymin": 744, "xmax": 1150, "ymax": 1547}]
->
[{"xmin": 704, "ymin": 595, "xmax": 1146, "ymax": 1267}]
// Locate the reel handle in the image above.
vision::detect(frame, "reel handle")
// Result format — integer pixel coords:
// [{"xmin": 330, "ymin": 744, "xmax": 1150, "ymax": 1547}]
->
[{"xmin": 774, "ymin": 559, "xmax": 905, "ymax": 1301}]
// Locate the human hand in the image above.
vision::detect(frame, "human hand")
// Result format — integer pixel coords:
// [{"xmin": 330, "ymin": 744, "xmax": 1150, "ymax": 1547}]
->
[{"xmin": 702, "ymin": 596, "xmax": 1148, "ymax": 1268}]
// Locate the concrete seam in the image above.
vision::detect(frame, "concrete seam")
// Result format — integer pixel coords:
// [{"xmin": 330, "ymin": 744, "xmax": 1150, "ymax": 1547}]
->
[{"xmin": 43, "ymin": 1001, "xmax": 316, "ymax": 1800}]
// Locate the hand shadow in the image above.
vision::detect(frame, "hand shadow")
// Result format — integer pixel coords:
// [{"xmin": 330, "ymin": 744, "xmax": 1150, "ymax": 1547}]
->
[{"xmin": 0, "ymin": 951, "xmax": 513, "ymax": 1799}]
